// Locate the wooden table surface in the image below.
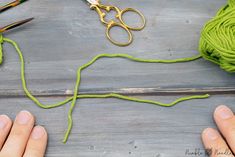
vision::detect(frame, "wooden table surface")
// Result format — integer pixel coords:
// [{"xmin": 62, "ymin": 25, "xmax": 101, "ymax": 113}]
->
[{"xmin": 0, "ymin": 0, "xmax": 234, "ymax": 156}]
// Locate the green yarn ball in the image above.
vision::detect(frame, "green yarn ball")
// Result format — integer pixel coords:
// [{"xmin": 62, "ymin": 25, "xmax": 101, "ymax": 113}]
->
[{"xmin": 199, "ymin": 0, "xmax": 235, "ymax": 72}]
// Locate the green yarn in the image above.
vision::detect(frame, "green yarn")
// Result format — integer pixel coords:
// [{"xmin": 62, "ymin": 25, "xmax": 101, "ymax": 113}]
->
[
  {"xmin": 0, "ymin": 0, "xmax": 233, "ymax": 145},
  {"xmin": 0, "ymin": 35, "xmax": 3, "ymax": 64},
  {"xmin": 0, "ymin": 35, "xmax": 209, "ymax": 143},
  {"xmin": 1, "ymin": 0, "xmax": 234, "ymax": 143},
  {"xmin": 199, "ymin": 0, "xmax": 235, "ymax": 72}
]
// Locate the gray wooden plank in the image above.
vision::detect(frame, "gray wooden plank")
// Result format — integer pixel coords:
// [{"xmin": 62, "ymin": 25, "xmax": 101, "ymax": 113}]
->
[
  {"xmin": 1, "ymin": 1, "xmax": 235, "ymax": 156},
  {"xmin": 0, "ymin": 94, "xmax": 234, "ymax": 157},
  {"xmin": 1, "ymin": 0, "xmax": 234, "ymax": 96}
]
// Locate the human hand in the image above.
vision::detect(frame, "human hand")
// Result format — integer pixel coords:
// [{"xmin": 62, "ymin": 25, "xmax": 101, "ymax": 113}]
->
[
  {"xmin": 0, "ymin": 111, "xmax": 47, "ymax": 157},
  {"xmin": 202, "ymin": 105, "xmax": 235, "ymax": 157}
]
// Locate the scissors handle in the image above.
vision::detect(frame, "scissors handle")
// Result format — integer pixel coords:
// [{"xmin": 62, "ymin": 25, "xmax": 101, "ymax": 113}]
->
[
  {"xmin": 90, "ymin": 2, "xmax": 145, "ymax": 46},
  {"xmin": 118, "ymin": 8, "xmax": 146, "ymax": 31},
  {"xmin": 106, "ymin": 21, "xmax": 133, "ymax": 46}
]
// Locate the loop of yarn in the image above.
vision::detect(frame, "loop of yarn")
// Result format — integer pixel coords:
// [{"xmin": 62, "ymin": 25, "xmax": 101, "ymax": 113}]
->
[
  {"xmin": 0, "ymin": 34, "xmax": 209, "ymax": 143},
  {"xmin": 1, "ymin": 0, "xmax": 234, "ymax": 143},
  {"xmin": 199, "ymin": 0, "xmax": 235, "ymax": 72}
]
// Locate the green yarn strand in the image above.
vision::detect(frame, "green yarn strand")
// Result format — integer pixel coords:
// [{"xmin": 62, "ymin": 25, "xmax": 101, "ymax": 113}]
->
[
  {"xmin": 63, "ymin": 52, "xmax": 204, "ymax": 143},
  {"xmin": 0, "ymin": 35, "xmax": 3, "ymax": 64},
  {"xmin": 0, "ymin": 0, "xmax": 234, "ymax": 143},
  {"xmin": 0, "ymin": 0, "xmax": 231, "ymax": 143},
  {"xmin": 0, "ymin": 36, "xmax": 209, "ymax": 143},
  {"xmin": 76, "ymin": 93, "xmax": 210, "ymax": 107}
]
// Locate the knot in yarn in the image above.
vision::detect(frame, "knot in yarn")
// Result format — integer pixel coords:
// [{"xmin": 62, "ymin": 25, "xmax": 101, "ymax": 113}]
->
[{"xmin": 199, "ymin": 0, "xmax": 235, "ymax": 72}]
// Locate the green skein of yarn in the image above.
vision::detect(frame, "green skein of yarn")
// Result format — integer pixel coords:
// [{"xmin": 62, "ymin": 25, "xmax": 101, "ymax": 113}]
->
[{"xmin": 199, "ymin": 0, "xmax": 235, "ymax": 72}]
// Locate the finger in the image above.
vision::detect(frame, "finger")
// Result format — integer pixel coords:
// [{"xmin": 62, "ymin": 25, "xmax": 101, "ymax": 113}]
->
[
  {"xmin": 202, "ymin": 128, "xmax": 234, "ymax": 157},
  {"xmin": 1, "ymin": 111, "xmax": 35, "ymax": 157},
  {"xmin": 214, "ymin": 105, "xmax": 235, "ymax": 153},
  {"xmin": 23, "ymin": 126, "xmax": 48, "ymax": 157},
  {"xmin": 0, "ymin": 115, "xmax": 12, "ymax": 149}
]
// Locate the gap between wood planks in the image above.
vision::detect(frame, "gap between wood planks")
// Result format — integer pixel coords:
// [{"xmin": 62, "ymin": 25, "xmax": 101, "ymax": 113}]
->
[{"xmin": 0, "ymin": 87, "xmax": 235, "ymax": 98}]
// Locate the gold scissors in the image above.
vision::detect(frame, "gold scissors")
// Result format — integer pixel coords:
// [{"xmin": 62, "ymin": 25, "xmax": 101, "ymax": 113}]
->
[
  {"xmin": 0, "ymin": 0, "xmax": 33, "ymax": 63},
  {"xmin": 0, "ymin": 0, "xmax": 34, "ymax": 33},
  {"xmin": 84, "ymin": 0, "xmax": 146, "ymax": 46}
]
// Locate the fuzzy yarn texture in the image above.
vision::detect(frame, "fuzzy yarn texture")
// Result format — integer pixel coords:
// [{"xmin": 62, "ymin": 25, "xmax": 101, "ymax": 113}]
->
[{"xmin": 199, "ymin": 0, "xmax": 235, "ymax": 72}]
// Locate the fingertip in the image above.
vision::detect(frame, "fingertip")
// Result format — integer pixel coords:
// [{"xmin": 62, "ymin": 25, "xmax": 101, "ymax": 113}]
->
[
  {"xmin": 15, "ymin": 110, "xmax": 35, "ymax": 124},
  {"xmin": 202, "ymin": 128, "xmax": 211, "ymax": 137},
  {"xmin": 202, "ymin": 128, "xmax": 219, "ymax": 141},
  {"xmin": 0, "ymin": 115, "xmax": 12, "ymax": 129},
  {"xmin": 0, "ymin": 115, "xmax": 12, "ymax": 149},
  {"xmin": 201, "ymin": 127, "xmax": 233, "ymax": 156},
  {"xmin": 23, "ymin": 125, "xmax": 48, "ymax": 157},
  {"xmin": 214, "ymin": 105, "xmax": 234, "ymax": 120},
  {"xmin": 0, "ymin": 110, "xmax": 36, "ymax": 156},
  {"xmin": 31, "ymin": 125, "xmax": 47, "ymax": 140}
]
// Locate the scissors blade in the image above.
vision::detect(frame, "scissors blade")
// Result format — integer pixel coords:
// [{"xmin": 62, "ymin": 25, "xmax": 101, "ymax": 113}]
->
[
  {"xmin": 0, "ymin": 17, "xmax": 34, "ymax": 33},
  {"xmin": 0, "ymin": 0, "xmax": 28, "ymax": 13}
]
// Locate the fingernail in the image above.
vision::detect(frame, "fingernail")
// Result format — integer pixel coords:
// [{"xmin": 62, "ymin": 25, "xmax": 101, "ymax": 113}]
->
[
  {"xmin": 31, "ymin": 126, "xmax": 46, "ymax": 140},
  {"xmin": 0, "ymin": 115, "xmax": 9, "ymax": 129},
  {"xmin": 16, "ymin": 111, "xmax": 32, "ymax": 125},
  {"xmin": 204, "ymin": 128, "xmax": 219, "ymax": 140},
  {"xmin": 215, "ymin": 105, "xmax": 234, "ymax": 120}
]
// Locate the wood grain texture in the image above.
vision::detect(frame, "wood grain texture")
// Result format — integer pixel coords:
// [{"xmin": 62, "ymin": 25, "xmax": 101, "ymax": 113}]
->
[
  {"xmin": 0, "ymin": 0, "xmax": 234, "ymax": 95},
  {"xmin": 0, "ymin": 0, "xmax": 234, "ymax": 156},
  {"xmin": 0, "ymin": 95, "xmax": 235, "ymax": 157}
]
